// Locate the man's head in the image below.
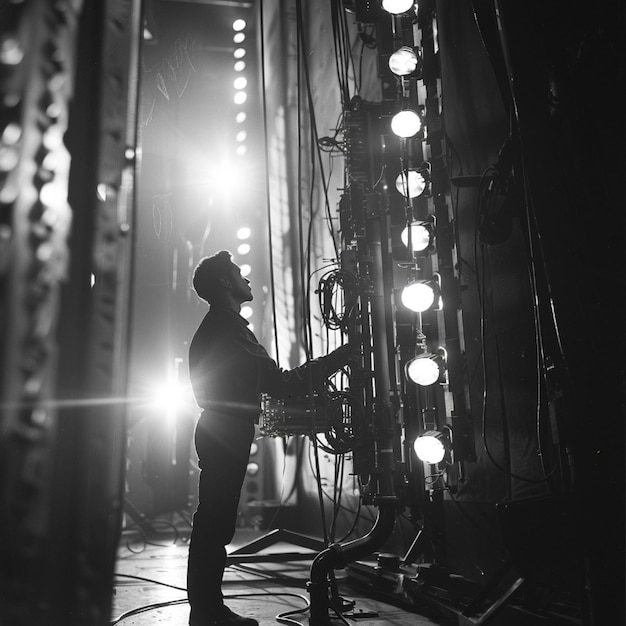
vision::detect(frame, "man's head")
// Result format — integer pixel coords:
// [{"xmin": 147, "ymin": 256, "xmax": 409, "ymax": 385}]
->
[{"xmin": 192, "ymin": 250, "xmax": 252, "ymax": 306}]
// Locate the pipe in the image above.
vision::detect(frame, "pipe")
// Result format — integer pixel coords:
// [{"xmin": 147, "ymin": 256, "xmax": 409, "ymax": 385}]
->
[{"xmin": 308, "ymin": 502, "xmax": 397, "ymax": 625}]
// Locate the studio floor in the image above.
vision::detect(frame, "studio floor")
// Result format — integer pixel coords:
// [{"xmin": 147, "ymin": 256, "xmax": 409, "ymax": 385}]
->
[{"xmin": 111, "ymin": 521, "xmax": 445, "ymax": 626}]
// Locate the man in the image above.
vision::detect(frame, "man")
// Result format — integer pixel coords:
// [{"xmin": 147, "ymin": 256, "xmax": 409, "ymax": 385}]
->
[{"xmin": 187, "ymin": 250, "xmax": 354, "ymax": 626}]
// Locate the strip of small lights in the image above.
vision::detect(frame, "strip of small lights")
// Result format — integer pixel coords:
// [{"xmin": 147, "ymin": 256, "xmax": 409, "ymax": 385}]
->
[{"xmin": 232, "ymin": 17, "xmax": 248, "ymax": 157}]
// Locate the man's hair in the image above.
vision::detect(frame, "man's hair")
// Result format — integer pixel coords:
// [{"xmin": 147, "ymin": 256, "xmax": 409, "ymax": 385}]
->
[{"xmin": 192, "ymin": 250, "xmax": 233, "ymax": 304}]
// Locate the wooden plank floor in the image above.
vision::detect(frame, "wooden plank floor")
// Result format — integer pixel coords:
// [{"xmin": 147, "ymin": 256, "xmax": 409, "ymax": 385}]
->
[{"xmin": 112, "ymin": 526, "xmax": 445, "ymax": 626}]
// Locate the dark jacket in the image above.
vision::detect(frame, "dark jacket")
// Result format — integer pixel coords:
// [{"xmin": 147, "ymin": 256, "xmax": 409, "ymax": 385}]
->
[{"xmin": 189, "ymin": 307, "xmax": 345, "ymax": 421}]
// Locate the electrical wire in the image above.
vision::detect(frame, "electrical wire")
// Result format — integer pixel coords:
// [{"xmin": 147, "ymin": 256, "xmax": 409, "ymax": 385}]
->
[
  {"xmin": 474, "ymin": 165, "xmax": 556, "ymax": 485},
  {"xmin": 111, "ymin": 581, "xmax": 310, "ymax": 626}
]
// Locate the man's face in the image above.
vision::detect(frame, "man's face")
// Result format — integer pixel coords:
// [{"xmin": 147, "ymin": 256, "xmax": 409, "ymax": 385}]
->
[{"xmin": 229, "ymin": 262, "xmax": 253, "ymax": 303}]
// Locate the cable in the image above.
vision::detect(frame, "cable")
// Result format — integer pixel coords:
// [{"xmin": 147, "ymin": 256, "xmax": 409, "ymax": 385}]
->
[
  {"xmin": 110, "ymin": 587, "xmax": 310, "ymax": 626},
  {"xmin": 473, "ymin": 165, "xmax": 556, "ymax": 485},
  {"xmin": 258, "ymin": 0, "xmax": 281, "ymax": 366}
]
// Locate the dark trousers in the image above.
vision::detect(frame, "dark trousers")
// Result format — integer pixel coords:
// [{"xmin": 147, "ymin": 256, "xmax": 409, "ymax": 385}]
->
[{"xmin": 187, "ymin": 411, "xmax": 255, "ymax": 624}]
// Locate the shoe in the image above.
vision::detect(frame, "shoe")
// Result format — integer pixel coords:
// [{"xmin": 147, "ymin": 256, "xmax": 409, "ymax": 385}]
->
[{"xmin": 194, "ymin": 605, "xmax": 259, "ymax": 626}]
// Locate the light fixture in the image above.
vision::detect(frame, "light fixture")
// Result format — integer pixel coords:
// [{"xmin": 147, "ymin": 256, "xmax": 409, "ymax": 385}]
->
[
  {"xmin": 391, "ymin": 110, "xmax": 422, "ymax": 138},
  {"xmin": 401, "ymin": 219, "xmax": 435, "ymax": 253},
  {"xmin": 237, "ymin": 243, "xmax": 251, "ymax": 255},
  {"xmin": 246, "ymin": 462, "xmax": 259, "ymax": 476},
  {"xmin": 232, "ymin": 19, "xmax": 246, "ymax": 31},
  {"xmin": 240, "ymin": 264, "xmax": 252, "ymax": 277},
  {"xmin": 235, "ymin": 112, "xmax": 247, "ymax": 124},
  {"xmin": 382, "ymin": 0, "xmax": 415, "ymax": 15},
  {"xmin": 405, "ymin": 352, "xmax": 445, "ymax": 386},
  {"xmin": 414, "ymin": 430, "xmax": 449, "ymax": 464},
  {"xmin": 234, "ymin": 60, "xmax": 246, "ymax": 72},
  {"xmin": 395, "ymin": 170, "xmax": 422, "ymax": 198},
  {"xmin": 234, "ymin": 48, "xmax": 246, "ymax": 59},
  {"xmin": 400, "ymin": 277, "xmax": 441, "ymax": 313},
  {"xmin": 236, "ymin": 130, "xmax": 247, "ymax": 142},
  {"xmin": 388, "ymin": 46, "xmax": 421, "ymax": 77},
  {"xmin": 234, "ymin": 91, "xmax": 247, "ymax": 105},
  {"xmin": 234, "ymin": 76, "xmax": 247, "ymax": 90},
  {"xmin": 233, "ymin": 32, "xmax": 245, "ymax": 44},
  {"xmin": 236, "ymin": 145, "xmax": 247, "ymax": 157},
  {"xmin": 241, "ymin": 304, "xmax": 253, "ymax": 318},
  {"xmin": 237, "ymin": 226, "xmax": 251, "ymax": 240}
]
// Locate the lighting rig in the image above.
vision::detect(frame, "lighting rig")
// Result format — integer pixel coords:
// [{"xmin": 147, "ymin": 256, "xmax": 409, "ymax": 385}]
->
[{"xmin": 256, "ymin": 2, "xmax": 476, "ymax": 623}]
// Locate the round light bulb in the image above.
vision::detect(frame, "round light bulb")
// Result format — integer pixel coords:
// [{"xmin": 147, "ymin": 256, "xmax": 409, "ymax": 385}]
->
[
  {"xmin": 233, "ymin": 19, "xmax": 246, "ymax": 32},
  {"xmin": 395, "ymin": 169, "xmax": 426, "ymax": 198},
  {"xmin": 414, "ymin": 434, "xmax": 445, "ymax": 464},
  {"xmin": 401, "ymin": 222, "xmax": 431, "ymax": 252},
  {"xmin": 388, "ymin": 47, "xmax": 418, "ymax": 76},
  {"xmin": 391, "ymin": 110, "xmax": 422, "ymax": 138},
  {"xmin": 406, "ymin": 356, "xmax": 440, "ymax": 386},
  {"xmin": 382, "ymin": 0, "xmax": 415, "ymax": 14},
  {"xmin": 237, "ymin": 227, "xmax": 251, "ymax": 239},
  {"xmin": 401, "ymin": 282, "xmax": 435, "ymax": 312}
]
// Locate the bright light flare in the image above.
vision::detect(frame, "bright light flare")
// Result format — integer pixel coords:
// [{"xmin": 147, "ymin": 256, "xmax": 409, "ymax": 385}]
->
[
  {"xmin": 406, "ymin": 355, "xmax": 441, "ymax": 386},
  {"xmin": 414, "ymin": 432, "xmax": 446, "ymax": 464},
  {"xmin": 395, "ymin": 169, "xmax": 426, "ymax": 198},
  {"xmin": 401, "ymin": 282, "xmax": 435, "ymax": 312},
  {"xmin": 233, "ymin": 19, "xmax": 246, "ymax": 31},
  {"xmin": 389, "ymin": 46, "xmax": 419, "ymax": 76},
  {"xmin": 383, "ymin": 0, "xmax": 415, "ymax": 14},
  {"xmin": 391, "ymin": 110, "xmax": 422, "ymax": 138},
  {"xmin": 401, "ymin": 221, "xmax": 432, "ymax": 252}
]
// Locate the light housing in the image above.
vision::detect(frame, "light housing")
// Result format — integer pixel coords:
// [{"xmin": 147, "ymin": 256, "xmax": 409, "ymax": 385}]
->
[
  {"xmin": 388, "ymin": 46, "xmax": 421, "ymax": 77},
  {"xmin": 401, "ymin": 218, "xmax": 435, "ymax": 254},
  {"xmin": 382, "ymin": 0, "xmax": 415, "ymax": 15},
  {"xmin": 405, "ymin": 352, "xmax": 445, "ymax": 386},
  {"xmin": 390, "ymin": 109, "xmax": 422, "ymax": 138},
  {"xmin": 395, "ymin": 162, "xmax": 431, "ymax": 198},
  {"xmin": 414, "ymin": 430, "xmax": 450, "ymax": 464},
  {"xmin": 400, "ymin": 277, "xmax": 442, "ymax": 313}
]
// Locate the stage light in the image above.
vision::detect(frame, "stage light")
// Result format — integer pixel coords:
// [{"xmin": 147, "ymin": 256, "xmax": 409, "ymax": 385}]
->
[
  {"xmin": 401, "ymin": 279, "xmax": 440, "ymax": 313},
  {"xmin": 233, "ymin": 32, "xmax": 245, "ymax": 44},
  {"xmin": 391, "ymin": 110, "xmax": 422, "ymax": 138},
  {"xmin": 414, "ymin": 430, "xmax": 448, "ymax": 464},
  {"xmin": 236, "ymin": 112, "xmax": 247, "ymax": 124},
  {"xmin": 388, "ymin": 46, "xmax": 420, "ymax": 77},
  {"xmin": 234, "ymin": 48, "xmax": 246, "ymax": 59},
  {"xmin": 395, "ymin": 169, "xmax": 426, "ymax": 198},
  {"xmin": 238, "ymin": 243, "xmax": 251, "ymax": 255},
  {"xmin": 401, "ymin": 219, "xmax": 434, "ymax": 253},
  {"xmin": 234, "ymin": 91, "xmax": 247, "ymax": 105},
  {"xmin": 405, "ymin": 353, "xmax": 444, "ymax": 386},
  {"xmin": 233, "ymin": 19, "xmax": 246, "ymax": 31},
  {"xmin": 241, "ymin": 304, "xmax": 253, "ymax": 319},
  {"xmin": 234, "ymin": 76, "xmax": 247, "ymax": 90},
  {"xmin": 382, "ymin": 0, "xmax": 415, "ymax": 15},
  {"xmin": 149, "ymin": 380, "xmax": 187, "ymax": 414},
  {"xmin": 234, "ymin": 60, "xmax": 246, "ymax": 72},
  {"xmin": 236, "ymin": 145, "xmax": 247, "ymax": 157},
  {"xmin": 236, "ymin": 130, "xmax": 247, "ymax": 142},
  {"xmin": 240, "ymin": 263, "xmax": 252, "ymax": 277},
  {"xmin": 237, "ymin": 226, "xmax": 251, "ymax": 239}
]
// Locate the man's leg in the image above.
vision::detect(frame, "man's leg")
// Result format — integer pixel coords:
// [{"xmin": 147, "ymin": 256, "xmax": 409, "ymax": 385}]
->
[{"xmin": 187, "ymin": 415, "xmax": 255, "ymax": 625}]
